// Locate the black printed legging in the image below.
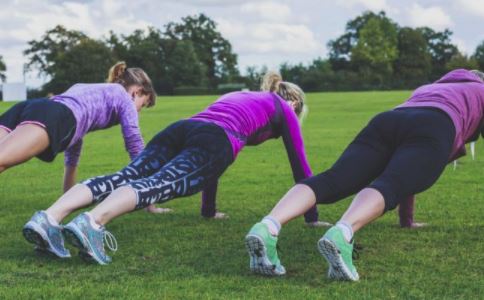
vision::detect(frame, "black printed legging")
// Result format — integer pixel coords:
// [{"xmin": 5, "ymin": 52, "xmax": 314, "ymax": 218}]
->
[
  {"xmin": 83, "ymin": 120, "xmax": 234, "ymax": 209},
  {"xmin": 302, "ymin": 107, "xmax": 456, "ymax": 211}
]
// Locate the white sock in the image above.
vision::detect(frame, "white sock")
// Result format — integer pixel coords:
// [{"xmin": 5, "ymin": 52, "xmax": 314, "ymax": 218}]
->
[
  {"xmin": 336, "ymin": 221, "xmax": 353, "ymax": 242},
  {"xmin": 84, "ymin": 212, "xmax": 102, "ymax": 230},
  {"xmin": 43, "ymin": 211, "xmax": 59, "ymax": 226},
  {"xmin": 261, "ymin": 216, "xmax": 281, "ymax": 236}
]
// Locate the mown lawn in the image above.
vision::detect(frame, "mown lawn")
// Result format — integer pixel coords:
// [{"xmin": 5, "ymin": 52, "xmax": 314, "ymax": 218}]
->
[{"xmin": 0, "ymin": 91, "xmax": 483, "ymax": 299}]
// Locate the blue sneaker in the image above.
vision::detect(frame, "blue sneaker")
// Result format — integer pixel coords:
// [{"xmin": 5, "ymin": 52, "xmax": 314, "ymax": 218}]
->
[
  {"xmin": 63, "ymin": 213, "xmax": 117, "ymax": 265},
  {"xmin": 23, "ymin": 211, "xmax": 71, "ymax": 258}
]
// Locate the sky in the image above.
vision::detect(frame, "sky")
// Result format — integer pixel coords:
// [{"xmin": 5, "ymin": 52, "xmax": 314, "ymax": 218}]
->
[{"xmin": 1, "ymin": 0, "xmax": 483, "ymax": 88}]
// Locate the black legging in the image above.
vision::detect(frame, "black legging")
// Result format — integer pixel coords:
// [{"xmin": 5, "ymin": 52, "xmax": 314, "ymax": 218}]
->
[
  {"xmin": 302, "ymin": 108, "xmax": 455, "ymax": 211},
  {"xmin": 83, "ymin": 120, "xmax": 233, "ymax": 209}
]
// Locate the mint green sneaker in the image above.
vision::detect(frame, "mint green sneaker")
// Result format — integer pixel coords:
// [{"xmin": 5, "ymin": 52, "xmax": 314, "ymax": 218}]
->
[
  {"xmin": 318, "ymin": 226, "xmax": 359, "ymax": 281},
  {"xmin": 245, "ymin": 222, "xmax": 286, "ymax": 276}
]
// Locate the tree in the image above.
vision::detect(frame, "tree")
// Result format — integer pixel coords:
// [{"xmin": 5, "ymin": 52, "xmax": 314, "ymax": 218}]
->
[
  {"xmin": 351, "ymin": 17, "xmax": 399, "ymax": 87},
  {"xmin": 328, "ymin": 11, "xmax": 398, "ymax": 73},
  {"xmin": 23, "ymin": 25, "xmax": 115, "ymax": 94},
  {"xmin": 394, "ymin": 27, "xmax": 431, "ymax": 88},
  {"xmin": 164, "ymin": 39, "xmax": 207, "ymax": 89},
  {"xmin": 107, "ymin": 28, "xmax": 169, "ymax": 93},
  {"xmin": 446, "ymin": 52, "xmax": 478, "ymax": 71},
  {"xmin": 473, "ymin": 41, "xmax": 484, "ymax": 71},
  {"xmin": 42, "ymin": 39, "xmax": 115, "ymax": 93},
  {"xmin": 0, "ymin": 55, "xmax": 6, "ymax": 82},
  {"xmin": 418, "ymin": 27, "xmax": 458, "ymax": 80},
  {"xmin": 165, "ymin": 14, "xmax": 239, "ymax": 87},
  {"xmin": 24, "ymin": 25, "xmax": 87, "ymax": 79},
  {"xmin": 243, "ymin": 65, "xmax": 268, "ymax": 91}
]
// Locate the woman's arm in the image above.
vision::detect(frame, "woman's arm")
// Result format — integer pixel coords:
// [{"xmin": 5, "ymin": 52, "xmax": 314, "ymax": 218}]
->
[
  {"xmin": 63, "ymin": 165, "xmax": 78, "ymax": 192},
  {"xmin": 118, "ymin": 102, "xmax": 144, "ymax": 160},
  {"xmin": 276, "ymin": 99, "xmax": 320, "ymax": 223},
  {"xmin": 63, "ymin": 139, "xmax": 83, "ymax": 191}
]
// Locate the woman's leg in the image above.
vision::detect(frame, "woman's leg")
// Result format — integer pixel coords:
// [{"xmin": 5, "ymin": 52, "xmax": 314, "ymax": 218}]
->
[
  {"xmin": 45, "ymin": 143, "xmax": 174, "ymax": 223},
  {"xmin": 268, "ymin": 129, "xmax": 392, "ymax": 227},
  {"xmin": 245, "ymin": 123, "xmax": 392, "ymax": 276},
  {"xmin": 0, "ymin": 124, "xmax": 49, "ymax": 172},
  {"xmin": 89, "ymin": 147, "xmax": 226, "ymax": 225},
  {"xmin": 318, "ymin": 131, "xmax": 453, "ymax": 281},
  {"xmin": 0, "ymin": 127, "xmax": 9, "ymax": 142}
]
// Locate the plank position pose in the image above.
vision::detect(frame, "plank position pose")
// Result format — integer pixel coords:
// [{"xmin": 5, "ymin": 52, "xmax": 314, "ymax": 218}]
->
[
  {"xmin": 0, "ymin": 62, "xmax": 156, "ymax": 191},
  {"xmin": 22, "ymin": 72, "xmax": 322, "ymax": 264},
  {"xmin": 245, "ymin": 69, "xmax": 484, "ymax": 280}
]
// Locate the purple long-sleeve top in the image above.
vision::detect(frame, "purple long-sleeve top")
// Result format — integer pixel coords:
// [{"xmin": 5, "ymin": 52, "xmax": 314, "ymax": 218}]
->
[
  {"xmin": 190, "ymin": 91, "xmax": 318, "ymax": 222},
  {"xmin": 398, "ymin": 69, "xmax": 484, "ymax": 161},
  {"xmin": 51, "ymin": 83, "xmax": 144, "ymax": 167},
  {"xmin": 397, "ymin": 69, "xmax": 484, "ymax": 226}
]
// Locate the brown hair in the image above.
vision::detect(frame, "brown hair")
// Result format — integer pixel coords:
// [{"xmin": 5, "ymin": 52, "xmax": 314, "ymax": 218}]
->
[
  {"xmin": 260, "ymin": 71, "xmax": 306, "ymax": 117},
  {"xmin": 471, "ymin": 70, "xmax": 484, "ymax": 81},
  {"xmin": 107, "ymin": 62, "xmax": 156, "ymax": 107}
]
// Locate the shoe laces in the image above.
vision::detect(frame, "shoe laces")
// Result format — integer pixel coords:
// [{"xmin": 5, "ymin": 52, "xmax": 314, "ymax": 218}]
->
[{"xmin": 103, "ymin": 230, "xmax": 118, "ymax": 252}]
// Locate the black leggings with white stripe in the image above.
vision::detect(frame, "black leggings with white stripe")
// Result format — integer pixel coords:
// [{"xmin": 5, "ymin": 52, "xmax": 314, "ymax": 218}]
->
[
  {"xmin": 302, "ymin": 107, "xmax": 455, "ymax": 211},
  {"xmin": 83, "ymin": 120, "xmax": 233, "ymax": 209}
]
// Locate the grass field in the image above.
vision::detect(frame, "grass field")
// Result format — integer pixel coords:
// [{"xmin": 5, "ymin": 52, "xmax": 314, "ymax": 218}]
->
[{"xmin": 0, "ymin": 91, "xmax": 483, "ymax": 299}]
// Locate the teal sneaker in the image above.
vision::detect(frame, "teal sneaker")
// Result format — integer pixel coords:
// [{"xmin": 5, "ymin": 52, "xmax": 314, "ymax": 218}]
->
[
  {"xmin": 245, "ymin": 222, "xmax": 286, "ymax": 276},
  {"xmin": 22, "ymin": 211, "xmax": 71, "ymax": 258},
  {"xmin": 63, "ymin": 213, "xmax": 117, "ymax": 265},
  {"xmin": 318, "ymin": 226, "xmax": 359, "ymax": 281}
]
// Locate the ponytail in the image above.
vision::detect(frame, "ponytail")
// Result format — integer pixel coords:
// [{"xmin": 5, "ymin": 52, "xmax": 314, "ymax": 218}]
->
[
  {"xmin": 106, "ymin": 61, "xmax": 157, "ymax": 108},
  {"xmin": 261, "ymin": 71, "xmax": 306, "ymax": 119},
  {"xmin": 261, "ymin": 71, "xmax": 283, "ymax": 93},
  {"xmin": 107, "ymin": 61, "xmax": 127, "ymax": 83}
]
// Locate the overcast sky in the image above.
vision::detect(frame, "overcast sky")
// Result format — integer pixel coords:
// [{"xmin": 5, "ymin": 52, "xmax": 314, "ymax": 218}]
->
[{"xmin": 1, "ymin": 0, "xmax": 483, "ymax": 88}]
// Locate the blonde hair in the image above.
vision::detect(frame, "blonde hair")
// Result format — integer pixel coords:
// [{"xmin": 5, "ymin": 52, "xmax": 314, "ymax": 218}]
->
[
  {"xmin": 260, "ymin": 71, "xmax": 307, "ymax": 121},
  {"xmin": 107, "ymin": 61, "xmax": 156, "ymax": 107},
  {"xmin": 471, "ymin": 70, "xmax": 484, "ymax": 81}
]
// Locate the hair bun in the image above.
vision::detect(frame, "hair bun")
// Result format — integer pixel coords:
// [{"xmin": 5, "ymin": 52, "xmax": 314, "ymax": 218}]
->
[
  {"xmin": 261, "ymin": 71, "xmax": 283, "ymax": 92},
  {"xmin": 107, "ymin": 61, "xmax": 127, "ymax": 83}
]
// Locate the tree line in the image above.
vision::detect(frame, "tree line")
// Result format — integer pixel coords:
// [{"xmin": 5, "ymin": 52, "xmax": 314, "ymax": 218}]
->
[{"xmin": 1, "ymin": 11, "xmax": 484, "ymax": 96}]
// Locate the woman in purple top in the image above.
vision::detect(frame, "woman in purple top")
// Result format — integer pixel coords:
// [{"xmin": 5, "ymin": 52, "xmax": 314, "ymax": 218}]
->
[
  {"xmin": 245, "ymin": 69, "xmax": 484, "ymax": 279},
  {"xmin": 0, "ymin": 62, "xmax": 156, "ymax": 191},
  {"xmin": 22, "ymin": 72, "xmax": 320, "ymax": 263}
]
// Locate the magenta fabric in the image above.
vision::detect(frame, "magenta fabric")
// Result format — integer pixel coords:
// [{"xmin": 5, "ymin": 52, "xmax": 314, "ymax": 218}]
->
[{"xmin": 398, "ymin": 69, "xmax": 484, "ymax": 160}]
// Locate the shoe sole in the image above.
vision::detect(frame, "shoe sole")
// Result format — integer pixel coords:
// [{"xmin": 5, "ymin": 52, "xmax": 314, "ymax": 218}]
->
[
  {"xmin": 63, "ymin": 226, "xmax": 107, "ymax": 265},
  {"xmin": 22, "ymin": 222, "xmax": 70, "ymax": 258},
  {"xmin": 317, "ymin": 237, "xmax": 359, "ymax": 281},
  {"xmin": 245, "ymin": 234, "xmax": 285, "ymax": 276}
]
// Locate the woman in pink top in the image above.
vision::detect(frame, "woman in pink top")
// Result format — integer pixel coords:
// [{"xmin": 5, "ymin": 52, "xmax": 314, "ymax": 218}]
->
[
  {"xmin": 0, "ymin": 62, "xmax": 156, "ymax": 191},
  {"xmin": 22, "ymin": 72, "xmax": 321, "ymax": 264},
  {"xmin": 246, "ymin": 69, "xmax": 484, "ymax": 280}
]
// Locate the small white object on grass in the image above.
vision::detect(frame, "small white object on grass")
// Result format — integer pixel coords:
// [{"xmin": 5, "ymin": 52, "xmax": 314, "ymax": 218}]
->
[
  {"xmin": 145, "ymin": 205, "xmax": 173, "ymax": 214},
  {"xmin": 470, "ymin": 141, "xmax": 476, "ymax": 160},
  {"xmin": 306, "ymin": 220, "xmax": 332, "ymax": 227}
]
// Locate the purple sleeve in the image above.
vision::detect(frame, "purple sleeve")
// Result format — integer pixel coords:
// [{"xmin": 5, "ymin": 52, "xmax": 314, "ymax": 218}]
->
[
  {"xmin": 64, "ymin": 139, "xmax": 83, "ymax": 167},
  {"xmin": 277, "ymin": 99, "xmax": 318, "ymax": 222},
  {"xmin": 201, "ymin": 180, "xmax": 218, "ymax": 217},
  {"xmin": 399, "ymin": 195, "xmax": 415, "ymax": 227},
  {"xmin": 118, "ymin": 102, "xmax": 145, "ymax": 160}
]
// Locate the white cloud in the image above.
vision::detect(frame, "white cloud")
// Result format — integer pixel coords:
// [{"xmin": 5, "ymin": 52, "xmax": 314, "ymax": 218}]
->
[
  {"xmin": 335, "ymin": 0, "xmax": 391, "ymax": 12},
  {"xmin": 217, "ymin": 19, "xmax": 322, "ymax": 55},
  {"xmin": 241, "ymin": 1, "xmax": 291, "ymax": 21},
  {"xmin": 456, "ymin": 0, "xmax": 484, "ymax": 18},
  {"xmin": 407, "ymin": 3, "xmax": 453, "ymax": 30}
]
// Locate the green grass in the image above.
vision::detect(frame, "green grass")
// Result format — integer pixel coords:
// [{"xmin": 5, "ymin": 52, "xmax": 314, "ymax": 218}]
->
[{"xmin": 0, "ymin": 91, "xmax": 483, "ymax": 299}]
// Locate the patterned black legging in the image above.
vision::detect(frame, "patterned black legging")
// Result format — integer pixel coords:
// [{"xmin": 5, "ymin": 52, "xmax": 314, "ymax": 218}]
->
[{"xmin": 83, "ymin": 120, "xmax": 233, "ymax": 209}]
